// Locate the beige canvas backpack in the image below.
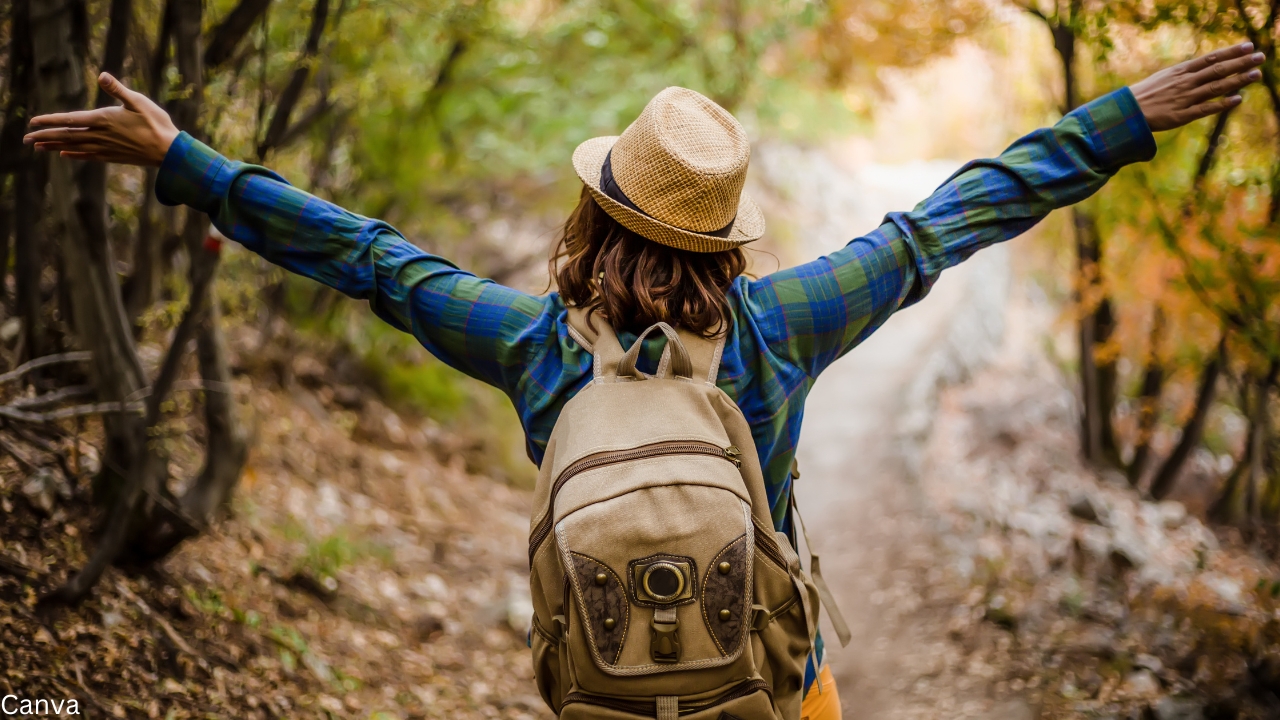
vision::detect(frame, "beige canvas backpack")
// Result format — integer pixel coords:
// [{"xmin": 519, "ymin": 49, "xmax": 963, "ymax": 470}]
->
[{"xmin": 528, "ymin": 309, "xmax": 848, "ymax": 720}]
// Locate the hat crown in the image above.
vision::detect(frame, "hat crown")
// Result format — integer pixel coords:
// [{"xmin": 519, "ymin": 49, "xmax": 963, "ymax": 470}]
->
[{"xmin": 609, "ymin": 87, "xmax": 749, "ymax": 233}]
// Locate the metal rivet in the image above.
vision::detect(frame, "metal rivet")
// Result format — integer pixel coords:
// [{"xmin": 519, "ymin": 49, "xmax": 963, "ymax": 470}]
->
[
  {"xmin": 604, "ymin": 618, "xmax": 616, "ymax": 630},
  {"xmin": 595, "ymin": 572, "xmax": 607, "ymax": 585},
  {"xmin": 718, "ymin": 562, "xmax": 731, "ymax": 575},
  {"xmin": 718, "ymin": 609, "xmax": 732, "ymax": 621}
]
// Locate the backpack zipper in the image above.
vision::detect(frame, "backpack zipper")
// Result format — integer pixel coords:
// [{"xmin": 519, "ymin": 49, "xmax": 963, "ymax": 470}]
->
[
  {"xmin": 561, "ymin": 678, "xmax": 769, "ymax": 715},
  {"xmin": 528, "ymin": 441, "xmax": 743, "ymax": 566},
  {"xmin": 750, "ymin": 517, "xmax": 790, "ymax": 571}
]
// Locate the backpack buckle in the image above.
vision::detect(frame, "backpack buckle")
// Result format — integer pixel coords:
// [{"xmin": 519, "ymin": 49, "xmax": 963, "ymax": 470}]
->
[{"xmin": 650, "ymin": 607, "xmax": 681, "ymax": 663}]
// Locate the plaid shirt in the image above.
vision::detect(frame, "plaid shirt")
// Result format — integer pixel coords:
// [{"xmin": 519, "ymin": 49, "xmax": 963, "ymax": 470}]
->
[{"xmin": 158, "ymin": 88, "xmax": 1155, "ymax": 533}]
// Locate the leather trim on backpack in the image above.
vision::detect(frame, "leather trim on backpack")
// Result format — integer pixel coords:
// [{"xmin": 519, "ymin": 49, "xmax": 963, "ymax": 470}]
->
[
  {"xmin": 568, "ymin": 552, "xmax": 629, "ymax": 665},
  {"xmin": 701, "ymin": 534, "xmax": 749, "ymax": 656}
]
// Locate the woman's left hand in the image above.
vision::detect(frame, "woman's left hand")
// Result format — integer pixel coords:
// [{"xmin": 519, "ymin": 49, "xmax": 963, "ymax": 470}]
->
[
  {"xmin": 23, "ymin": 72, "xmax": 179, "ymax": 166},
  {"xmin": 1131, "ymin": 42, "xmax": 1266, "ymax": 131}
]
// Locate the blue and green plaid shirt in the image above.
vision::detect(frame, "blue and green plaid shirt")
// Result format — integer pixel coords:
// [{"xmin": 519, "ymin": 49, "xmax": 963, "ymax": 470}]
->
[{"xmin": 158, "ymin": 88, "xmax": 1155, "ymax": 533}]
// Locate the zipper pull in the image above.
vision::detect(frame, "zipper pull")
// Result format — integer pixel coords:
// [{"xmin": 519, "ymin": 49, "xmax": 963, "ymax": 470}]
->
[{"xmin": 724, "ymin": 445, "xmax": 742, "ymax": 468}]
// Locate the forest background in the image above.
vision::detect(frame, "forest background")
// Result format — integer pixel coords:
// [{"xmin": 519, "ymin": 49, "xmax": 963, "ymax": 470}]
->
[{"xmin": 2, "ymin": 0, "xmax": 1280, "ymax": 718}]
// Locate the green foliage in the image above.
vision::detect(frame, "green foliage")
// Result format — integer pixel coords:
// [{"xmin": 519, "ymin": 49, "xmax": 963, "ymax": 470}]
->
[
  {"xmin": 281, "ymin": 520, "xmax": 392, "ymax": 582},
  {"xmin": 185, "ymin": 586, "xmax": 229, "ymax": 616},
  {"xmin": 348, "ymin": 315, "xmax": 470, "ymax": 421}
]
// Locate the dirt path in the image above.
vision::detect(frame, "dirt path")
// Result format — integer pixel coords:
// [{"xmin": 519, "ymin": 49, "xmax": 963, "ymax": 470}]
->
[{"xmin": 755, "ymin": 148, "xmax": 1024, "ymax": 718}]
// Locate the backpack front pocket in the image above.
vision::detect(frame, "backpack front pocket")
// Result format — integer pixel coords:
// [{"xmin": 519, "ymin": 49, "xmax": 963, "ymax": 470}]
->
[{"xmin": 557, "ymin": 481, "xmax": 755, "ymax": 680}]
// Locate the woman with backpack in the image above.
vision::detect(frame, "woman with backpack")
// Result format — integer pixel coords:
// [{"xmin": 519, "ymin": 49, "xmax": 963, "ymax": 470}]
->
[{"xmin": 26, "ymin": 42, "xmax": 1263, "ymax": 720}]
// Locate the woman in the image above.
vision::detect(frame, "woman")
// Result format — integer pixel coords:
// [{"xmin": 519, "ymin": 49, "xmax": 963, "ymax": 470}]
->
[{"xmin": 26, "ymin": 42, "xmax": 1264, "ymax": 718}]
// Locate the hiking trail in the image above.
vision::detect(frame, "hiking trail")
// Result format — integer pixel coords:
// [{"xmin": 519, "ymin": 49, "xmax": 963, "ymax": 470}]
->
[{"xmin": 755, "ymin": 145, "xmax": 1024, "ymax": 719}]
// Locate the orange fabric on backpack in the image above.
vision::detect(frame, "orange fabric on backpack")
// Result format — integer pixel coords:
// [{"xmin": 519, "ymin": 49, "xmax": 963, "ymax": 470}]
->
[{"xmin": 800, "ymin": 666, "xmax": 841, "ymax": 720}]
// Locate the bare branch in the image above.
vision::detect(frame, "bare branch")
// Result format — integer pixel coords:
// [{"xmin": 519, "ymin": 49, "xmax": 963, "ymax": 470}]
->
[
  {"xmin": 411, "ymin": 36, "xmax": 467, "ymax": 124},
  {"xmin": 1191, "ymin": 107, "xmax": 1233, "ymax": 198},
  {"xmin": 0, "ymin": 401, "xmax": 143, "ymax": 424},
  {"xmin": 115, "ymin": 580, "xmax": 207, "ymax": 665},
  {"xmin": 257, "ymin": 0, "xmax": 329, "ymax": 158},
  {"xmin": 6, "ymin": 423, "xmax": 78, "ymax": 481},
  {"xmin": 204, "ymin": 0, "xmax": 271, "ymax": 72},
  {"xmin": 0, "ymin": 433, "xmax": 38, "ymax": 472},
  {"xmin": 0, "ymin": 352, "xmax": 92, "ymax": 385},
  {"xmin": 272, "ymin": 97, "xmax": 337, "ymax": 152},
  {"xmin": 10, "ymin": 385, "xmax": 92, "ymax": 409}
]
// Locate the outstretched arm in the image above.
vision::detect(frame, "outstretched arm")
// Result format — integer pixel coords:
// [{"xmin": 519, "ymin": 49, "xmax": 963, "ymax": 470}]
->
[
  {"xmin": 747, "ymin": 42, "xmax": 1264, "ymax": 378},
  {"xmin": 24, "ymin": 74, "xmax": 556, "ymax": 396}
]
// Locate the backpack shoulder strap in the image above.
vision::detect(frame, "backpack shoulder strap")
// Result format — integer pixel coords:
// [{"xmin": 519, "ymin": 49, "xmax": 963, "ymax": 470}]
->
[
  {"xmin": 674, "ymin": 327, "xmax": 726, "ymax": 386},
  {"xmin": 566, "ymin": 307, "xmax": 726, "ymax": 385},
  {"xmin": 566, "ymin": 307, "xmax": 625, "ymax": 380}
]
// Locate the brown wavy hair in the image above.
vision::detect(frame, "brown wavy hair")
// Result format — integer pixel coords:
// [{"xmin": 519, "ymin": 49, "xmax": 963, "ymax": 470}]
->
[{"xmin": 550, "ymin": 188, "xmax": 747, "ymax": 337}]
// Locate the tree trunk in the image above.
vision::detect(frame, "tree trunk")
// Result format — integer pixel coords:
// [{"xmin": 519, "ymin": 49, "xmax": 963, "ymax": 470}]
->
[
  {"xmin": 12, "ymin": 156, "xmax": 45, "ymax": 362},
  {"xmin": 1210, "ymin": 446, "xmax": 1250, "ymax": 525},
  {"xmin": 1249, "ymin": 383, "xmax": 1270, "ymax": 525},
  {"xmin": 29, "ymin": 0, "xmax": 149, "ymax": 497},
  {"xmin": 1096, "ymin": 294, "xmax": 1120, "ymax": 465},
  {"xmin": 1128, "ymin": 308, "xmax": 1166, "ymax": 486},
  {"xmin": 1074, "ymin": 211, "xmax": 1116, "ymax": 465},
  {"xmin": 1249, "ymin": 362, "xmax": 1277, "ymax": 525},
  {"xmin": 125, "ymin": 0, "xmax": 173, "ymax": 323},
  {"xmin": 125, "ymin": 168, "xmax": 160, "ymax": 326},
  {"xmin": 0, "ymin": 190, "xmax": 10, "ymax": 314},
  {"xmin": 1209, "ymin": 361, "xmax": 1277, "ymax": 526},
  {"xmin": 2, "ymin": 0, "xmax": 44, "ymax": 361},
  {"xmin": 176, "ymin": 0, "xmax": 249, "ymax": 525},
  {"xmin": 1150, "ymin": 338, "xmax": 1226, "ymax": 500},
  {"xmin": 1042, "ymin": 3, "xmax": 1118, "ymax": 467},
  {"xmin": 27, "ymin": 0, "xmax": 155, "ymax": 605},
  {"xmin": 129, "ymin": 0, "xmax": 249, "ymax": 560},
  {"xmin": 1211, "ymin": 375, "xmax": 1273, "ymax": 526},
  {"xmin": 133, "ymin": 222, "xmax": 250, "ymax": 561}
]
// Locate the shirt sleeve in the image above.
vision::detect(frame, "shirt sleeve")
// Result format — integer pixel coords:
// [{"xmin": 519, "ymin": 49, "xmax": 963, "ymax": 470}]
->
[
  {"xmin": 743, "ymin": 86, "xmax": 1157, "ymax": 378},
  {"xmin": 155, "ymin": 133, "xmax": 555, "ymax": 396}
]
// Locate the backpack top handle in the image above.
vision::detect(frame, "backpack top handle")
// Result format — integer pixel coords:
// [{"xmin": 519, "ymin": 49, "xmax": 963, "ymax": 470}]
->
[{"xmin": 616, "ymin": 322, "xmax": 694, "ymax": 380}]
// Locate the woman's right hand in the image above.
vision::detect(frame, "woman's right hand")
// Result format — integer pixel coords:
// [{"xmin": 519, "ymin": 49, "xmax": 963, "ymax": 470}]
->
[{"xmin": 24, "ymin": 72, "xmax": 179, "ymax": 167}]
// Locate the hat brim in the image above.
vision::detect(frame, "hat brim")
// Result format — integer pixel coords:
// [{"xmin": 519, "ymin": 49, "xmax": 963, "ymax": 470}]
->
[{"xmin": 572, "ymin": 136, "xmax": 765, "ymax": 253}]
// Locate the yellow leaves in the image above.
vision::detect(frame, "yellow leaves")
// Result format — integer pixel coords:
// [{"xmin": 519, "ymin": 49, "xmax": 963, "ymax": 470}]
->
[{"xmin": 816, "ymin": 0, "xmax": 989, "ymax": 89}]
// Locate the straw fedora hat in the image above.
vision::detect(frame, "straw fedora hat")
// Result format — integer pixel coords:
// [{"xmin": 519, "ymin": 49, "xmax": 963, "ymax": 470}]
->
[{"xmin": 572, "ymin": 87, "xmax": 765, "ymax": 253}]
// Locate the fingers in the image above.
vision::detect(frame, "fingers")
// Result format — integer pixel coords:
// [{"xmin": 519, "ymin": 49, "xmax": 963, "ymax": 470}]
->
[
  {"xmin": 26, "ymin": 109, "xmax": 110, "ymax": 131},
  {"xmin": 1190, "ymin": 65, "xmax": 1263, "ymax": 103},
  {"xmin": 1186, "ymin": 42, "xmax": 1256, "ymax": 75},
  {"xmin": 1183, "ymin": 94, "xmax": 1245, "ymax": 125},
  {"xmin": 24, "ymin": 127, "xmax": 100, "ymax": 144},
  {"xmin": 1189, "ymin": 50, "xmax": 1265, "ymax": 85},
  {"xmin": 97, "ymin": 72, "xmax": 144, "ymax": 111}
]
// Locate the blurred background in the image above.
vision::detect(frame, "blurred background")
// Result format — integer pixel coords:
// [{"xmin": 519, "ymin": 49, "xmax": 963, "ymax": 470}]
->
[{"xmin": 2, "ymin": 1, "xmax": 1280, "ymax": 718}]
